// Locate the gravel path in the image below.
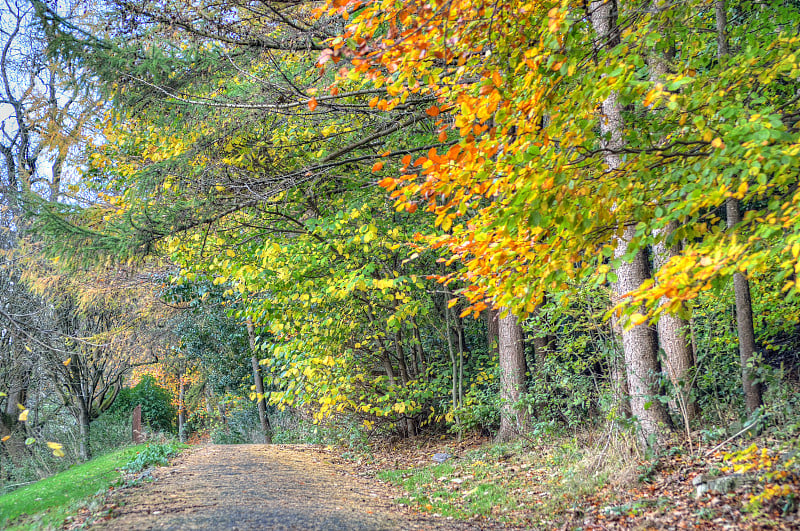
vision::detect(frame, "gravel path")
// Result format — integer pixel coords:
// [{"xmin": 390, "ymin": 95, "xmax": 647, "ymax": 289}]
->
[{"xmin": 90, "ymin": 444, "xmax": 486, "ymax": 530}]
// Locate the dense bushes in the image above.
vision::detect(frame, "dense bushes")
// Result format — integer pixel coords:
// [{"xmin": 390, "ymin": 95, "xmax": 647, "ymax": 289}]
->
[{"xmin": 110, "ymin": 376, "xmax": 176, "ymax": 434}]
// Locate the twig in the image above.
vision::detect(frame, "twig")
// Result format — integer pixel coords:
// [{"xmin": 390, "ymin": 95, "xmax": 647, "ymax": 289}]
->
[{"xmin": 705, "ymin": 416, "xmax": 764, "ymax": 457}]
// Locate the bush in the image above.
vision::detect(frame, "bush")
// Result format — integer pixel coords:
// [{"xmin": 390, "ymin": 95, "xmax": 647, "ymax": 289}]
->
[
  {"xmin": 111, "ymin": 376, "xmax": 176, "ymax": 434},
  {"xmin": 210, "ymin": 395, "xmax": 264, "ymax": 444},
  {"xmin": 90, "ymin": 409, "xmax": 133, "ymax": 457},
  {"xmin": 271, "ymin": 408, "xmax": 370, "ymax": 451},
  {"xmin": 121, "ymin": 442, "xmax": 186, "ymax": 473}
]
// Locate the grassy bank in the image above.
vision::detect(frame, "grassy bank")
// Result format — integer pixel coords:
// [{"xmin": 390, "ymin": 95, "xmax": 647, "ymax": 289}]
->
[{"xmin": 0, "ymin": 444, "xmax": 148, "ymax": 530}]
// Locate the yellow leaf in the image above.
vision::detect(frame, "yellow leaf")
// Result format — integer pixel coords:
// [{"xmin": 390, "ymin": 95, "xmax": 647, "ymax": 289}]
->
[
  {"xmin": 47, "ymin": 441, "xmax": 63, "ymax": 450},
  {"xmin": 1, "ymin": 435, "xmax": 10, "ymax": 442},
  {"xmin": 18, "ymin": 409, "xmax": 29, "ymax": 422},
  {"xmin": 629, "ymin": 313, "xmax": 647, "ymax": 326},
  {"xmin": 226, "ymin": 249, "xmax": 235, "ymax": 257},
  {"xmin": 63, "ymin": 357, "xmax": 71, "ymax": 366},
  {"xmin": 53, "ymin": 448, "xmax": 65, "ymax": 457}
]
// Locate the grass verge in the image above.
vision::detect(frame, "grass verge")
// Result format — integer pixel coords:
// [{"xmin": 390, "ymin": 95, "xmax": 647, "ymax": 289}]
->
[
  {"xmin": 0, "ymin": 443, "xmax": 170, "ymax": 530},
  {"xmin": 374, "ymin": 438, "xmax": 601, "ymax": 527}
]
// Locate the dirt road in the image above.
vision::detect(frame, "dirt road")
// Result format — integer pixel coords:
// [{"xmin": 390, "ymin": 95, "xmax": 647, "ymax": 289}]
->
[{"xmin": 90, "ymin": 444, "xmax": 485, "ymax": 530}]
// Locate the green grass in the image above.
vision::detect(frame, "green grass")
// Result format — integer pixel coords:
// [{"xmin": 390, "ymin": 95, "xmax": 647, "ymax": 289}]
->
[
  {"xmin": 375, "ymin": 440, "xmax": 604, "ymax": 527},
  {"xmin": 378, "ymin": 459, "xmax": 524, "ymax": 521},
  {"xmin": 0, "ymin": 444, "xmax": 148, "ymax": 530}
]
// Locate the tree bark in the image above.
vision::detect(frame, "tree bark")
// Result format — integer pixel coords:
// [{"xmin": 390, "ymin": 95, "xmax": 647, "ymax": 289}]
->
[
  {"xmin": 615, "ymin": 232, "xmax": 674, "ymax": 448},
  {"xmin": 486, "ymin": 307, "xmax": 499, "ymax": 355},
  {"xmin": 591, "ymin": 0, "xmax": 673, "ymax": 449},
  {"xmin": 726, "ymin": 199, "xmax": 763, "ymax": 413},
  {"xmin": 178, "ymin": 375, "xmax": 186, "ymax": 443},
  {"xmin": 78, "ymin": 404, "xmax": 91, "ymax": 461},
  {"xmin": 247, "ymin": 318, "xmax": 272, "ymax": 442},
  {"xmin": 495, "ymin": 309, "xmax": 530, "ymax": 442},
  {"xmin": 653, "ymin": 223, "xmax": 699, "ymax": 422}
]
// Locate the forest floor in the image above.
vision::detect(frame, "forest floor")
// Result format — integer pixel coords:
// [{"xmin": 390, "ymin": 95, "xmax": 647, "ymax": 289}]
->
[
  {"xmin": 80, "ymin": 444, "xmax": 506, "ymax": 530},
  {"xmin": 349, "ymin": 430, "xmax": 800, "ymax": 530}
]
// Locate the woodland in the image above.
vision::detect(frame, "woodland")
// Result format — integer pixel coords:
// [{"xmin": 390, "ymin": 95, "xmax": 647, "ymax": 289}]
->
[{"xmin": 1, "ymin": 0, "xmax": 799, "ymax": 527}]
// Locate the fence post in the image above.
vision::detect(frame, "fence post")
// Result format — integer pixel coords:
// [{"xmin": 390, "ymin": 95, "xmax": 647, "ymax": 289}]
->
[{"xmin": 132, "ymin": 404, "xmax": 144, "ymax": 443}]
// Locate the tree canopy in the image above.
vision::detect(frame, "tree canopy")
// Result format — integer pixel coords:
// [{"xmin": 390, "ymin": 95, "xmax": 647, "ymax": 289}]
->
[{"xmin": 3, "ymin": 0, "xmax": 798, "ymax": 461}]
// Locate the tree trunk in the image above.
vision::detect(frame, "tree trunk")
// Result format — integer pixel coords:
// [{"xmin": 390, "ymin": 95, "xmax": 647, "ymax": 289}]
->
[
  {"xmin": 178, "ymin": 376, "xmax": 186, "ymax": 443},
  {"xmin": 653, "ymin": 223, "xmax": 699, "ymax": 423},
  {"xmin": 592, "ymin": 0, "xmax": 672, "ymax": 450},
  {"xmin": 0, "ymin": 417, "xmax": 28, "ymax": 461},
  {"xmin": 715, "ymin": 0, "xmax": 762, "ymax": 415},
  {"xmin": 486, "ymin": 307, "xmax": 499, "ymax": 355},
  {"xmin": 615, "ymin": 233, "xmax": 674, "ymax": 448},
  {"xmin": 495, "ymin": 309, "xmax": 531, "ymax": 442},
  {"xmin": 608, "ymin": 316, "xmax": 632, "ymax": 419},
  {"xmin": 411, "ymin": 319, "xmax": 427, "ymax": 381},
  {"xmin": 645, "ymin": 3, "xmax": 697, "ymax": 424},
  {"xmin": 726, "ymin": 199, "xmax": 763, "ymax": 413},
  {"xmin": 529, "ymin": 303, "xmax": 555, "ymax": 367},
  {"xmin": 247, "ymin": 318, "xmax": 272, "ymax": 442},
  {"xmin": 78, "ymin": 405, "xmax": 91, "ymax": 461}
]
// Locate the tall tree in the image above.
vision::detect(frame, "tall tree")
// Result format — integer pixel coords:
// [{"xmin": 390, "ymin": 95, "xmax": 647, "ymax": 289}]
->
[
  {"xmin": 715, "ymin": 0, "xmax": 762, "ymax": 415},
  {"xmin": 1, "ymin": 0, "xmax": 104, "ymax": 458},
  {"xmin": 592, "ymin": 0, "xmax": 672, "ymax": 448},
  {"xmin": 495, "ymin": 309, "xmax": 530, "ymax": 442},
  {"xmin": 246, "ymin": 317, "xmax": 272, "ymax": 442}
]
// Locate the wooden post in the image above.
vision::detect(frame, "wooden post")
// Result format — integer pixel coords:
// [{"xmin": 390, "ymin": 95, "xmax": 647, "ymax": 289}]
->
[{"xmin": 132, "ymin": 404, "xmax": 144, "ymax": 443}]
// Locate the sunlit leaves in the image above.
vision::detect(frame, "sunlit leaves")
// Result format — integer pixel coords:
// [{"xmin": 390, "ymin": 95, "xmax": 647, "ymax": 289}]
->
[
  {"xmin": 322, "ymin": 0, "xmax": 800, "ymax": 321},
  {"xmin": 47, "ymin": 441, "xmax": 66, "ymax": 457}
]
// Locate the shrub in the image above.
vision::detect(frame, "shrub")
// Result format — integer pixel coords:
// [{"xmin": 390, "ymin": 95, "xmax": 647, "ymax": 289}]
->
[
  {"xmin": 121, "ymin": 442, "xmax": 185, "ymax": 473},
  {"xmin": 112, "ymin": 376, "xmax": 176, "ymax": 434},
  {"xmin": 210, "ymin": 395, "xmax": 264, "ymax": 444}
]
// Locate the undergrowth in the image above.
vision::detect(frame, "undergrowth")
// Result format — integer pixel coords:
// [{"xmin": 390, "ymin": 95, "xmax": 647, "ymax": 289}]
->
[{"xmin": 122, "ymin": 442, "xmax": 188, "ymax": 473}]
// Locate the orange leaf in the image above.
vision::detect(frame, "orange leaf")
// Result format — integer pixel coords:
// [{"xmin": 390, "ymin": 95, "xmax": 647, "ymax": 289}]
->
[
  {"xmin": 492, "ymin": 71, "xmax": 503, "ymax": 87},
  {"xmin": 372, "ymin": 161, "xmax": 384, "ymax": 172},
  {"xmin": 308, "ymin": 97, "xmax": 318, "ymax": 111},
  {"xmin": 426, "ymin": 105, "xmax": 440, "ymax": 117},
  {"xmin": 378, "ymin": 177, "xmax": 396, "ymax": 190}
]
